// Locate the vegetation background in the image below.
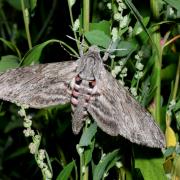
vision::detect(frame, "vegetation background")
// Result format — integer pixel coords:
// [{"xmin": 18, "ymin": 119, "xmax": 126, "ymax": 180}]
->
[{"xmin": 0, "ymin": 0, "xmax": 179, "ymax": 179}]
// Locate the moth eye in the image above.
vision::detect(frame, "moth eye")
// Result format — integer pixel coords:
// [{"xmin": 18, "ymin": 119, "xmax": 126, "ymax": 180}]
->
[
  {"xmin": 89, "ymin": 80, "xmax": 96, "ymax": 89},
  {"xmin": 75, "ymin": 75, "xmax": 82, "ymax": 85}
]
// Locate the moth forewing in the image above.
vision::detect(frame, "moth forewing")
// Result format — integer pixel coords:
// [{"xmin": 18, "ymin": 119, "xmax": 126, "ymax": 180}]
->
[{"xmin": 0, "ymin": 61, "xmax": 77, "ymax": 108}]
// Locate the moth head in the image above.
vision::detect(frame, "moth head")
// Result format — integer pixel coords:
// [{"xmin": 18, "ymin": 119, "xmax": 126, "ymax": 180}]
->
[{"xmin": 88, "ymin": 45, "xmax": 100, "ymax": 54}]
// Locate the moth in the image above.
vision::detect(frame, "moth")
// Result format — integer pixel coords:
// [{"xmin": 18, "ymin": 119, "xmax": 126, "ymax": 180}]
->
[{"xmin": 0, "ymin": 46, "xmax": 165, "ymax": 148}]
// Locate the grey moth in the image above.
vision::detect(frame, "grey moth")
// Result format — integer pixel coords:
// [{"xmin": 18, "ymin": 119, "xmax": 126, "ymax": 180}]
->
[{"xmin": 0, "ymin": 46, "xmax": 165, "ymax": 148}]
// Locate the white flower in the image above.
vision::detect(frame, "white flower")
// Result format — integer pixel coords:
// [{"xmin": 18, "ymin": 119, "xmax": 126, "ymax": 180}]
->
[
  {"xmin": 23, "ymin": 119, "xmax": 32, "ymax": 128},
  {"xmin": 82, "ymin": 166, "xmax": 86, "ymax": 173},
  {"xmin": 130, "ymin": 87, "xmax": 137, "ymax": 97},
  {"xmin": 114, "ymin": 12, "xmax": 121, "ymax": 21},
  {"xmin": 107, "ymin": 3, "xmax": 112, "ymax": 10},
  {"xmin": 135, "ymin": 62, "xmax": 144, "ymax": 71},
  {"xmin": 18, "ymin": 108, "xmax": 26, "ymax": 117},
  {"xmin": 76, "ymin": 145, "xmax": 84, "ymax": 154},
  {"xmin": 116, "ymin": 161, "xmax": 123, "ymax": 168},
  {"xmin": 29, "ymin": 142, "xmax": 36, "ymax": 154},
  {"xmin": 111, "ymin": 27, "xmax": 119, "ymax": 42},
  {"xmin": 120, "ymin": 15, "xmax": 129, "ymax": 29},
  {"xmin": 135, "ymin": 71, "xmax": 143, "ymax": 79},
  {"xmin": 39, "ymin": 149, "xmax": 46, "ymax": 160},
  {"xmin": 73, "ymin": 19, "xmax": 80, "ymax": 31}
]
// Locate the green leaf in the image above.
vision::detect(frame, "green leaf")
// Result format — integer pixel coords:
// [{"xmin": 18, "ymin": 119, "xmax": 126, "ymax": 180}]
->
[
  {"xmin": 90, "ymin": 20, "xmax": 111, "ymax": 35},
  {"xmin": 161, "ymin": 64, "xmax": 176, "ymax": 81},
  {"xmin": 0, "ymin": 38, "xmax": 21, "ymax": 58},
  {"xmin": 93, "ymin": 149, "xmax": 120, "ymax": 180},
  {"xmin": 133, "ymin": 16, "xmax": 150, "ymax": 36},
  {"xmin": 85, "ymin": 30, "xmax": 111, "ymax": 49},
  {"xmin": 79, "ymin": 122, "xmax": 97, "ymax": 146},
  {"xmin": 83, "ymin": 139, "xmax": 95, "ymax": 165},
  {"xmin": 56, "ymin": 161, "xmax": 75, "ymax": 180},
  {"xmin": 135, "ymin": 158, "xmax": 166, "ymax": 180},
  {"xmin": 163, "ymin": 0, "xmax": 180, "ymax": 11},
  {"xmin": 6, "ymin": 0, "xmax": 37, "ymax": 11},
  {"xmin": 21, "ymin": 40, "xmax": 56, "ymax": 65},
  {"xmin": 0, "ymin": 55, "xmax": 19, "ymax": 72},
  {"xmin": 116, "ymin": 40, "xmax": 138, "ymax": 57}
]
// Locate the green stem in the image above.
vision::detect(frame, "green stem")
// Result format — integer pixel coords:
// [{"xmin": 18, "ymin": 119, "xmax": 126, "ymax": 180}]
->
[
  {"xmin": 67, "ymin": 0, "xmax": 79, "ymax": 50},
  {"xmin": 172, "ymin": 56, "xmax": 180, "ymax": 100},
  {"xmin": 21, "ymin": 0, "xmax": 32, "ymax": 49},
  {"xmin": 0, "ymin": 8, "xmax": 11, "ymax": 36},
  {"xmin": 150, "ymin": 0, "xmax": 162, "ymax": 125},
  {"xmin": 83, "ymin": 0, "xmax": 90, "ymax": 32}
]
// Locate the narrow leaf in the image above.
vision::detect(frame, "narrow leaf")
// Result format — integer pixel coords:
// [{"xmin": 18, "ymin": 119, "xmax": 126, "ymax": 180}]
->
[{"xmin": 56, "ymin": 161, "xmax": 75, "ymax": 180}]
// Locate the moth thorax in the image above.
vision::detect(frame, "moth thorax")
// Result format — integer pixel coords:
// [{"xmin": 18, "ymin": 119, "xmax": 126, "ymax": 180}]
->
[{"xmin": 79, "ymin": 57, "xmax": 96, "ymax": 80}]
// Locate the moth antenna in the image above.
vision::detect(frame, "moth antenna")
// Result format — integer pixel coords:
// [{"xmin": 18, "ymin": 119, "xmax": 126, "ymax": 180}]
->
[
  {"xmin": 101, "ymin": 39, "xmax": 127, "ymax": 61},
  {"xmin": 66, "ymin": 35, "xmax": 88, "ymax": 56}
]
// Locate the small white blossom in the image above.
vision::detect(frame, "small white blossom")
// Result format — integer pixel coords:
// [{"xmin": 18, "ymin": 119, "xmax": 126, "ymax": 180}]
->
[
  {"xmin": 116, "ymin": 161, "xmax": 123, "ymax": 168},
  {"xmin": 42, "ymin": 166, "xmax": 53, "ymax": 179},
  {"xmin": 130, "ymin": 87, "xmax": 137, "ymax": 97},
  {"xmin": 18, "ymin": 108, "xmax": 26, "ymax": 117},
  {"xmin": 120, "ymin": 15, "xmax": 129, "ymax": 29},
  {"xmin": 135, "ymin": 71, "xmax": 143, "ymax": 79},
  {"xmin": 119, "ymin": 2, "xmax": 126, "ymax": 10},
  {"xmin": 103, "ymin": 172, "xmax": 109, "ymax": 178},
  {"xmin": 39, "ymin": 149, "xmax": 46, "ymax": 161},
  {"xmin": 111, "ymin": 27, "xmax": 119, "ymax": 42},
  {"xmin": 135, "ymin": 62, "xmax": 144, "ymax": 71},
  {"xmin": 29, "ymin": 142, "xmax": 36, "ymax": 154},
  {"xmin": 121, "ymin": 67, "xmax": 127, "ymax": 74},
  {"xmin": 23, "ymin": 119, "xmax": 32, "ymax": 128},
  {"xmin": 114, "ymin": 12, "xmax": 121, "ymax": 21},
  {"xmin": 76, "ymin": 145, "xmax": 84, "ymax": 154},
  {"xmin": 128, "ymin": 26, "xmax": 133, "ymax": 36},
  {"xmin": 82, "ymin": 166, "xmax": 86, "ymax": 173},
  {"xmin": 169, "ymin": 7, "xmax": 175, "ymax": 16},
  {"xmin": 73, "ymin": 19, "xmax": 80, "ymax": 32},
  {"xmin": 136, "ymin": 27, "xmax": 143, "ymax": 34},
  {"xmin": 107, "ymin": 3, "xmax": 112, "ymax": 10}
]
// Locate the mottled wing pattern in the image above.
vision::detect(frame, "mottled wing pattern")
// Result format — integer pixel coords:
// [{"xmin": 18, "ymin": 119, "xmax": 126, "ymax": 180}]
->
[
  {"xmin": 0, "ymin": 61, "xmax": 77, "ymax": 108},
  {"xmin": 87, "ymin": 66, "xmax": 165, "ymax": 148}
]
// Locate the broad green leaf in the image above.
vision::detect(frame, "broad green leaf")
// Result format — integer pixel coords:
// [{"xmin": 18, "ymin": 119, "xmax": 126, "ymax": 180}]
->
[
  {"xmin": 93, "ymin": 149, "xmax": 120, "ymax": 180},
  {"xmin": 163, "ymin": 0, "xmax": 180, "ymax": 11},
  {"xmin": 79, "ymin": 122, "xmax": 97, "ymax": 146},
  {"xmin": 161, "ymin": 64, "xmax": 176, "ymax": 81},
  {"xmin": 90, "ymin": 20, "xmax": 111, "ymax": 35},
  {"xmin": 85, "ymin": 30, "xmax": 111, "ymax": 49},
  {"xmin": 6, "ymin": 0, "xmax": 37, "ymax": 11},
  {"xmin": 0, "ymin": 55, "xmax": 19, "ymax": 72},
  {"xmin": 21, "ymin": 39, "xmax": 77, "ymax": 65},
  {"xmin": 56, "ymin": 161, "xmax": 75, "ymax": 180},
  {"xmin": 116, "ymin": 40, "xmax": 138, "ymax": 57},
  {"xmin": 135, "ymin": 158, "xmax": 166, "ymax": 180}
]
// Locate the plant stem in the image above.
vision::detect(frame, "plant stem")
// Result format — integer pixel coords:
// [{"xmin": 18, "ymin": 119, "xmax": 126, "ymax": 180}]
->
[
  {"xmin": 150, "ymin": 0, "xmax": 162, "ymax": 125},
  {"xmin": 67, "ymin": 0, "xmax": 79, "ymax": 49},
  {"xmin": 173, "ymin": 56, "xmax": 180, "ymax": 100},
  {"xmin": 21, "ymin": 0, "xmax": 32, "ymax": 49},
  {"xmin": 83, "ymin": 0, "xmax": 90, "ymax": 32}
]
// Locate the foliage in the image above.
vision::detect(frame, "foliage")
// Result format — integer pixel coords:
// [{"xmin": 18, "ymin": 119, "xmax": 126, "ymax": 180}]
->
[{"xmin": 0, "ymin": 0, "xmax": 179, "ymax": 179}]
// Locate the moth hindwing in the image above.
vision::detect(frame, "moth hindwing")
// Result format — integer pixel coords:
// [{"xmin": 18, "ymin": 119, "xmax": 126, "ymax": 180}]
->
[{"xmin": 0, "ymin": 45, "xmax": 165, "ymax": 148}]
